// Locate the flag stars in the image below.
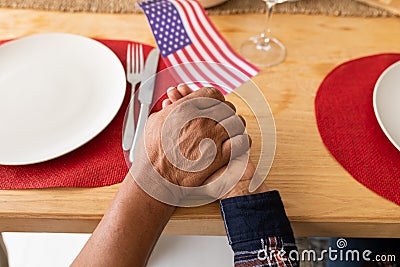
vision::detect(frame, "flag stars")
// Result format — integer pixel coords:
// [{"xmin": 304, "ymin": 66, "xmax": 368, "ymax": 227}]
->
[{"xmin": 142, "ymin": 1, "xmax": 191, "ymax": 56}]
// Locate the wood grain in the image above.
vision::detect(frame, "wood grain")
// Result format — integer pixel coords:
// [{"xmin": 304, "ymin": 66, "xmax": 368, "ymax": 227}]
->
[{"xmin": 0, "ymin": 9, "xmax": 399, "ymax": 237}]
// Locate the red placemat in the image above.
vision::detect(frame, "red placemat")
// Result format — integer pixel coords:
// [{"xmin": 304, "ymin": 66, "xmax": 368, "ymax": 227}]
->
[
  {"xmin": 315, "ymin": 54, "xmax": 400, "ymax": 206},
  {"xmin": 0, "ymin": 39, "xmax": 167, "ymax": 189}
]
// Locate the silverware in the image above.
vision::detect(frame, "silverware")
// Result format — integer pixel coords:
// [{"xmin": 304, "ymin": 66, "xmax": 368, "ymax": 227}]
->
[
  {"xmin": 129, "ymin": 48, "xmax": 160, "ymax": 162},
  {"xmin": 122, "ymin": 43, "xmax": 145, "ymax": 151}
]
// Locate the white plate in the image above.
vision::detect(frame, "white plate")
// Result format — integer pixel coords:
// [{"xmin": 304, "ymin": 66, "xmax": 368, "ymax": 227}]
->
[
  {"xmin": 373, "ymin": 60, "xmax": 400, "ymax": 151},
  {"xmin": 0, "ymin": 33, "xmax": 126, "ymax": 165}
]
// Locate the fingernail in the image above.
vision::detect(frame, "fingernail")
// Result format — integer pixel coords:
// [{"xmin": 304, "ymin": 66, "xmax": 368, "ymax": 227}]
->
[{"xmin": 167, "ymin": 86, "xmax": 175, "ymax": 92}]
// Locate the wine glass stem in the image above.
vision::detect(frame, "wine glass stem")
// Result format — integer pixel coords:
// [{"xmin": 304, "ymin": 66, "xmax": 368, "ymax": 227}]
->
[{"xmin": 260, "ymin": 1, "xmax": 275, "ymax": 46}]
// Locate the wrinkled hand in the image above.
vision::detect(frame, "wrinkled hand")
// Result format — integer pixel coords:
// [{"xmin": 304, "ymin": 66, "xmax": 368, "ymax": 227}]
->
[
  {"xmin": 134, "ymin": 87, "xmax": 249, "ymax": 188},
  {"xmin": 161, "ymin": 84, "xmax": 269, "ymax": 200}
]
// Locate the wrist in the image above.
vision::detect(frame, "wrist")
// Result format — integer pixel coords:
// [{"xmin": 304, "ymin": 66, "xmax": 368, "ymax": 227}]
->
[
  {"xmin": 222, "ymin": 179, "xmax": 269, "ymax": 200},
  {"xmin": 122, "ymin": 173, "xmax": 176, "ymax": 218}
]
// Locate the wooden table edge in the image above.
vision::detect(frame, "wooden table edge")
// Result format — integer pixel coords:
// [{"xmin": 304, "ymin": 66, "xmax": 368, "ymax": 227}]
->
[{"xmin": 0, "ymin": 217, "xmax": 399, "ymax": 238}]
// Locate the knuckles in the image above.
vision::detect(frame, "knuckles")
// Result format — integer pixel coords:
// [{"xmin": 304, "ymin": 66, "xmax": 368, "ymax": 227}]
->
[{"xmin": 199, "ymin": 87, "xmax": 225, "ymax": 102}]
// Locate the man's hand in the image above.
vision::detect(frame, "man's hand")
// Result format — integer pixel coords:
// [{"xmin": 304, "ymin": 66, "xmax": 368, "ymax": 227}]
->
[
  {"xmin": 73, "ymin": 84, "xmax": 266, "ymax": 267},
  {"xmin": 134, "ymin": 86, "xmax": 249, "ymax": 188}
]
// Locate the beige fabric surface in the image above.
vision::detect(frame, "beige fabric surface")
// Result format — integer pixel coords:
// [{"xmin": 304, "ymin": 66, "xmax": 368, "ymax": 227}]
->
[
  {"xmin": 0, "ymin": 0, "xmax": 396, "ymax": 16},
  {"xmin": 208, "ymin": 0, "xmax": 395, "ymax": 16}
]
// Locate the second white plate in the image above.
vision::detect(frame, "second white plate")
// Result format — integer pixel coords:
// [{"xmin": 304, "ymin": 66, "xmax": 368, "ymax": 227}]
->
[
  {"xmin": 0, "ymin": 33, "xmax": 126, "ymax": 165},
  {"xmin": 373, "ymin": 60, "xmax": 400, "ymax": 151}
]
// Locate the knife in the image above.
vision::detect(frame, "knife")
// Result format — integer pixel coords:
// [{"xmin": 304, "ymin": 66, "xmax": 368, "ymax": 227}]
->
[{"xmin": 129, "ymin": 48, "xmax": 160, "ymax": 163}]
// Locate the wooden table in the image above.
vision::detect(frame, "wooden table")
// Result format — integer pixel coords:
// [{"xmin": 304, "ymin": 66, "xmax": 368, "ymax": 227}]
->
[{"xmin": 0, "ymin": 9, "xmax": 399, "ymax": 238}]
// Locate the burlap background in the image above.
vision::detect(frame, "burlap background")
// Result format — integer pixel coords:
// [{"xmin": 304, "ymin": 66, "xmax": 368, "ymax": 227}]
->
[{"xmin": 0, "ymin": 0, "xmax": 396, "ymax": 16}]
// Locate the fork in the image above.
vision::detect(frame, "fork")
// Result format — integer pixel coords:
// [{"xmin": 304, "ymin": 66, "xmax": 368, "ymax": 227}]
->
[{"xmin": 122, "ymin": 43, "xmax": 145, "ymax": 151}]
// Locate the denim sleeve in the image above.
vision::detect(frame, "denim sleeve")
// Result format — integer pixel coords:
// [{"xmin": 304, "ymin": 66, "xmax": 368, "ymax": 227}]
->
[{"xmin": 220, "ymin": 190, "xmax": 299, "ymax": 267}]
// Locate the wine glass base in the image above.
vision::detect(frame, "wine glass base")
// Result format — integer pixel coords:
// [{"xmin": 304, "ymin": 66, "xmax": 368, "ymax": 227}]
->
[{"xmin": 240, "ymin": 36, "xmax": 286, "ymax": 67}]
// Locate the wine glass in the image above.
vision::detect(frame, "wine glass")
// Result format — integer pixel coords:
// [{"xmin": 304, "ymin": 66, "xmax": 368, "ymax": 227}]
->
[{"xmin": 240, "ymin": 0, "xmax": 299, "ymax": 67}]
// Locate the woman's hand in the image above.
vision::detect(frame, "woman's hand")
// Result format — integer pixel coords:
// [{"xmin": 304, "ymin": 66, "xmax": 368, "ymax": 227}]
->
[{"xmin": 162, "ymin": 84, "xmax": 268, "ymax": 199}]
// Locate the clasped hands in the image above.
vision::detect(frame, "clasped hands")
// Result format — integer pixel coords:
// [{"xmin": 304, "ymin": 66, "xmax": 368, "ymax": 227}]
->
[{"xmin": 130, "ymin": 85, "xmax": 267, "ymax": 205}]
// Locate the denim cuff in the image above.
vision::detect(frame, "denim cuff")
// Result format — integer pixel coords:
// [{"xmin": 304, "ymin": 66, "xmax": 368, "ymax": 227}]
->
[{"xmin": 220, "ymin": 190, "xmax": 294, "ymax": 247}]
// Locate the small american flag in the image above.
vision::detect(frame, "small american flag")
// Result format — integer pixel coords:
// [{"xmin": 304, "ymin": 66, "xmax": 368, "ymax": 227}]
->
[{"xmin": 138, "ymin": 0, "xmax": 259, "ymax": 94}]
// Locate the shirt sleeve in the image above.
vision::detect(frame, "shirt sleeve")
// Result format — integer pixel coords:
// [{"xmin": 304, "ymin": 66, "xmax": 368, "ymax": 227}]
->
[{"xmin": 220, "ymin": 190, "xmax": 299, "ymax": 267}]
